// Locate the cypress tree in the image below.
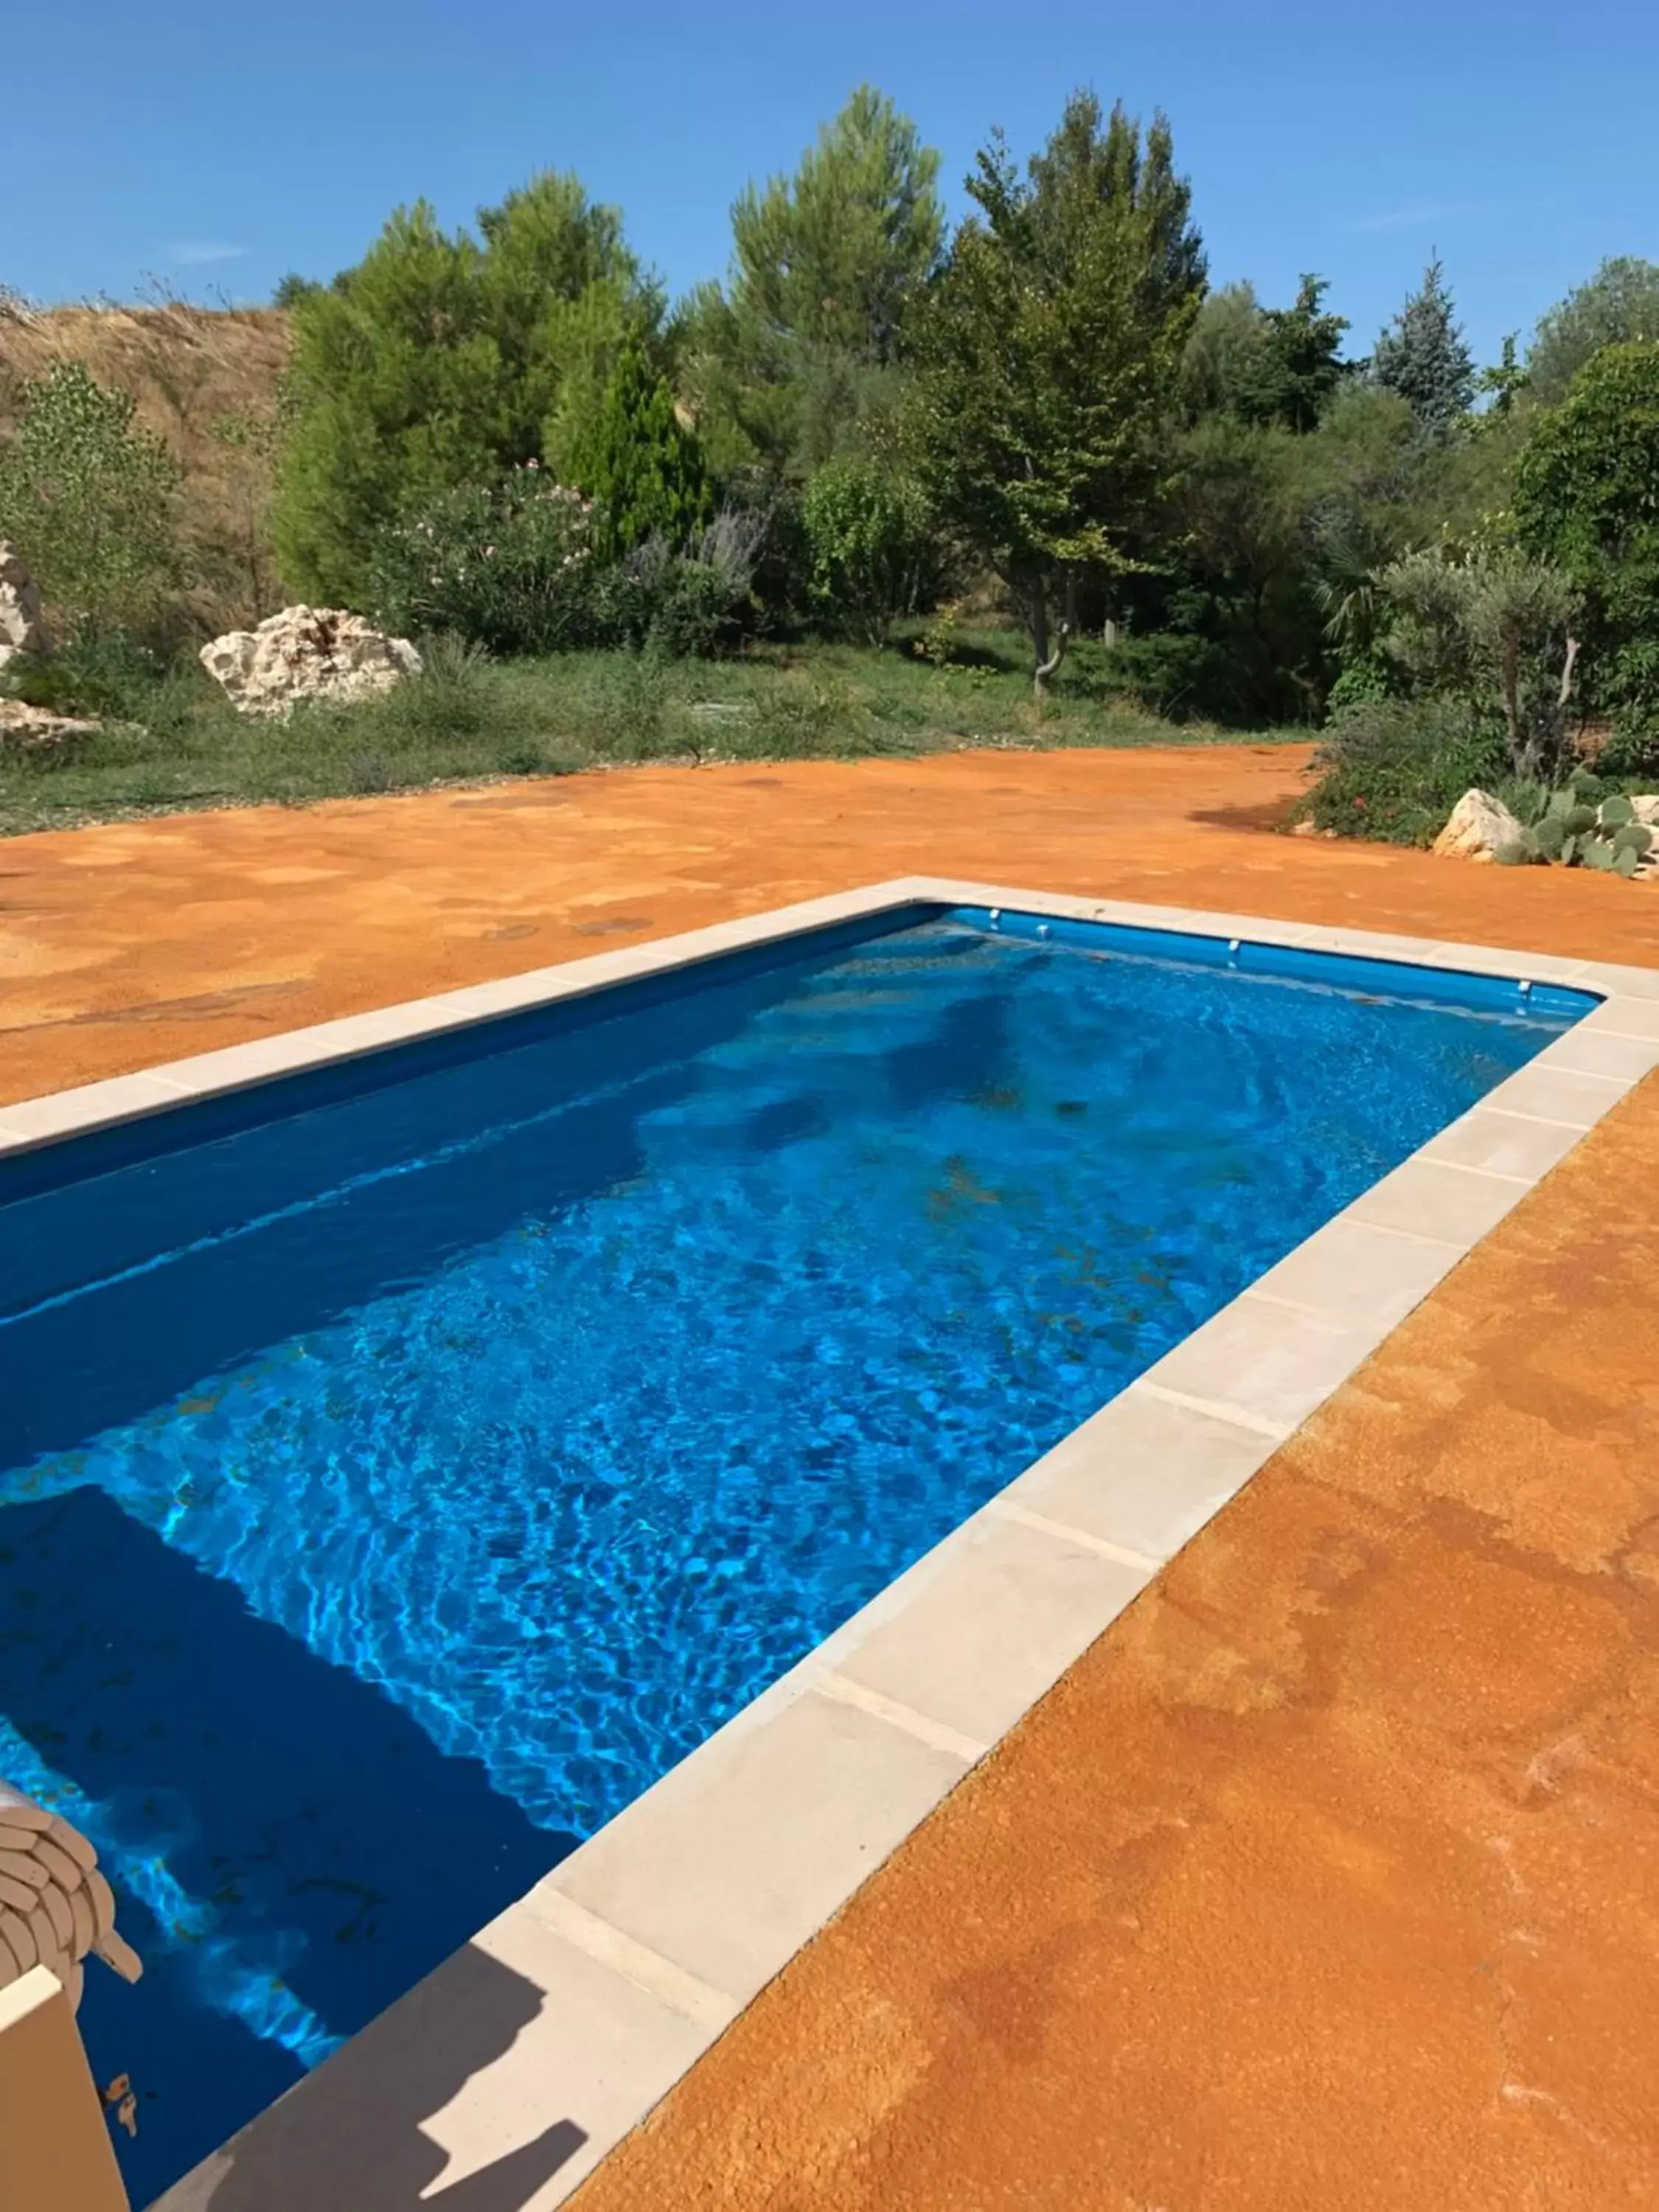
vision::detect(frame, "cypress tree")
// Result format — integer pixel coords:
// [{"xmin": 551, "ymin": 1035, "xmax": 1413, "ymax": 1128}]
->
[{"xmin": 575, "ymin": 341, "xmax": 712, "ymax": 562}]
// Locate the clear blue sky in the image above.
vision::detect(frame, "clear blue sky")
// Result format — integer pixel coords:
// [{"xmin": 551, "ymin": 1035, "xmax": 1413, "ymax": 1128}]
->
[{"xmin": 12, "ymin": 0, "xmax": 1656, "ymax": 366}]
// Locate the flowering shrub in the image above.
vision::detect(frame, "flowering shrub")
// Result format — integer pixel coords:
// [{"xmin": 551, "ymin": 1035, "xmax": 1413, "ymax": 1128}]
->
[
  {"xmin": 369, "ymin": 467, "xmax": 597, "ymax": 655},
  {"xmin": 1302, "ymin": 695, "xmax": 1506, "ymax": 846},
  {"xmin": 370, "ymin": 470, "xmax": 760, "ymax": 658}
]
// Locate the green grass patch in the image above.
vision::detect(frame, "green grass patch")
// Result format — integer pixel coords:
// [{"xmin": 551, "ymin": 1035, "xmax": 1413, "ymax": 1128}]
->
[{"xmin": 0, "ymin": 629, "xmax": 1304, "ymax": 837}]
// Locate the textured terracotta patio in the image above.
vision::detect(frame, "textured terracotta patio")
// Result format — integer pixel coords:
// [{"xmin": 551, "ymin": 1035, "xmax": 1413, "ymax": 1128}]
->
[{"xmin": 5, "ymin": 744, "xmax": 1659, "ymax": 2208}]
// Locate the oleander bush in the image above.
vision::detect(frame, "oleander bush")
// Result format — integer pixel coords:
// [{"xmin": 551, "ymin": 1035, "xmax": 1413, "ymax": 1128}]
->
[{"xmin": 1302, "ymin": 695, "xmax": 1506, "ymax": 845}]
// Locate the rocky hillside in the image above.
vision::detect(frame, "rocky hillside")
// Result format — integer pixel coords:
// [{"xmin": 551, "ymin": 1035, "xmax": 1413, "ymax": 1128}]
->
[{"xmin": 0, "ymin": 296, "xmax": 291, "ymax": 629}]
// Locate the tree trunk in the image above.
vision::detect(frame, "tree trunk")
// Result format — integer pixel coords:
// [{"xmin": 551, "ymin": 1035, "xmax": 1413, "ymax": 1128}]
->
[
  {"xmin": 1034, "ymin": 622, "xmax": 1070, "ymax": 699},
  {"xmin": 1026, "ymin": 574, "xmax": 1050, "ymax": 675},
  {"xmin": 1557, "ymin": 634, "xmax": 1580, "ymax": 712},
  {"xmin": 1514, "ymin": 635, "xmax": 1580, "ymax": 783},
  {"xmin": 1500, "ymin": 630, "xmax": 1523, "ymax": 773},
  {"xmin": 1030, "ymin": 572, "xmax": 1071, "ymax": 700}
]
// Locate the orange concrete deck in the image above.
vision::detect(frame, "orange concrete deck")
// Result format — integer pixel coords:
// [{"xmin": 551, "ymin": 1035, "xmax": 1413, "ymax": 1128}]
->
[{"xmin": 5, "ymin": 745, "xmax": 1659, "ymax": 2208}]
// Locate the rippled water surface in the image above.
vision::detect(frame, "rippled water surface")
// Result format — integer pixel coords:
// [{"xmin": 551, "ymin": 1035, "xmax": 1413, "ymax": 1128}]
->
[{"xmin": 0, "ymin": 910, "xmax": 1585, "ymax": 2200}]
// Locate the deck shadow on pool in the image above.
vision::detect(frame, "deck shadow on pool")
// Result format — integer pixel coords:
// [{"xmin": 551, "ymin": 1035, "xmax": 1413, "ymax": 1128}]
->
[{"xmin": 0, "ymin": 1486, "xmax": 574, "ymax": 2206}]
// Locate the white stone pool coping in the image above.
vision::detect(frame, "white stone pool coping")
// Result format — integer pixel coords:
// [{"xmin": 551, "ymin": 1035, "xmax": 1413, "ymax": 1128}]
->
[{"xmin": 7, "ymin": 876, "xmax": 1657, "ymax": 2212}]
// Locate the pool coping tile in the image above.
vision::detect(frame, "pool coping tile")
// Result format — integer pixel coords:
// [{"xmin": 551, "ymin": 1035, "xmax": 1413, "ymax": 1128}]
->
[
  {"xmin": 1587, "ymin": 993, "xmax": 1659, "ymax": 1042},
  {"xmin": 1346, "ymin": 1155, "xmax": 1534, "ymax": 1248},
  {"xmin": 1478, "ymin": 1059, "xmax": 1642, "ymax": 1129},
  {"xmin": 1245, "ymin": 1212, "xmax": 1466, "ymax": 1332},
  {"xmin": 1534, "ymin": 1026, "xmax": 1659, "ymax": 1082},
  {"xmin": 1138, "ymin": 1293, "xmax": 1394, "ymax": 1433},
  {"xmin": 0, "ymin": 1071, "xmax": 198, "ymax": 1146},
  {"xmin": 831, "ymin": 1511, "xmax": 1152, "ymax": 1749},
  {"xmin": 543, "ymin": 1686, "xmax": 972, "ymax": 2008},
  {"xmin": 1000, "ymin": 1388, "xmax": 1281, "ymax": 1563},
  {"xmin": 1421, "ymin": 1102, "xmax": 1590, "ymax": 1181},
  {"xmin": 48, "ymin": 872, "xmax": 1643, "ymax": 2211}
]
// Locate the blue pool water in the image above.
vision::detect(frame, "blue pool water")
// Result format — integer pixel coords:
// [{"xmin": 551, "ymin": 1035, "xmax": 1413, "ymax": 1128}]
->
[{"xmin": 0, "ymin": 906, "xmax": 1592, "ymax": 2201}]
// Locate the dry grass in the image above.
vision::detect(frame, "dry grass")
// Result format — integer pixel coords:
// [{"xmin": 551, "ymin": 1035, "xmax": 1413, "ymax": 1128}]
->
[{"xmin": 0, "ymin": 296, "xmax": 291, "ymax": 629}]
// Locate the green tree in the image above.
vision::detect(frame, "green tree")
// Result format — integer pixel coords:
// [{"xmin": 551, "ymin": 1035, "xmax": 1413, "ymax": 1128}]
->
[
  {"xmin": 1158, "ymin": 416, "xmax": 1324, "ymax": 718},
  {"xmin": 1514, "ymin": 341, "xmax": 1659, "ymax": 744},
  {"xmin": 0, "ymin": 361, "xmax": 184, "ymax": 639},
  {"xmin": 1377, "ymin": 544, "xmax": 1579, "ymax": 779},
  {"xmin": 1179, "ymin": 282, "xmax": 1266, "ymax": 421},
  {"xmin": 1183, "ymin": 275, "xmax": 1348, "ymax": 433},
  {"xmin": 1370, "ymin": 257, "xmax": 1475, "ymax": 437},
  {"xmin": 574, "ymin": 339, "xmax": 712, "ymax": 562},
  {"xmin": 907, "ymin": 93, "xmax": 1206, "ymax": 688},
  {"xmin": 274, "ymin": 173, "xmax": 658, "ymax": 605},
  {"xmin": 1138, "ymin": 375, "xmax": 1415, "ymax": 726},
  {"xmin": 1256, "ymin": 276, "xmax": 1351, "ymax": 432},
  {"xmin": 1302, "ymin": 383, "xmax": 1426, "ymax": 665},
  {"xmin": 475, "ymin": 173, "xmax": 657, "ymax": 475},
  {"xmin": 801, "ymin": 456, "xmax": 936, "ymax": 641},
  {"xmin": 1300, "ymin": 380, "xmax": 1515, "ymax": 708},
  {"xmin": 681, "ymin": 87, "xmax": 944, "ymax": 477},
  {"xmin": 1526, "ymin": 257, "xmax": 1659, "ymax": 408},
  {"xmin": 1476, "ymin": 335, "xmax": 1528, "ymax": 421}
]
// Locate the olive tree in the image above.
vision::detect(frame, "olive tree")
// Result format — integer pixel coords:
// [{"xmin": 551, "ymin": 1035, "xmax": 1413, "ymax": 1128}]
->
[{"xmin": 1378, "ymin": 546, "xmax": 1579, "ymax": 779}]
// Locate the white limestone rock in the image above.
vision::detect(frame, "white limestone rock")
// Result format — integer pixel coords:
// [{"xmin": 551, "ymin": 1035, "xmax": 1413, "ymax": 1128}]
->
[
  {"xmin": 199, "ymin": 605, "xmax": 422, "ymax": 719},
  {"xmin": 0, "ymin": 540, "xmax": 44, "ymax": 672},
  {"xmin": 1431, "ymin": 787, "xmax": 1524, "ymax": 863},
  {"xmin": 0, "ymin": 698, "xmax": 99, "ymax": 751}
]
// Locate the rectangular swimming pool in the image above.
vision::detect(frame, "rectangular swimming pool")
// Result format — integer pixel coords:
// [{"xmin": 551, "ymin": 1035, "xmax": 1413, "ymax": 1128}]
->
[{"xmin": 0, "ymin": 900, "xmax": 1597, "ymax": 2202}]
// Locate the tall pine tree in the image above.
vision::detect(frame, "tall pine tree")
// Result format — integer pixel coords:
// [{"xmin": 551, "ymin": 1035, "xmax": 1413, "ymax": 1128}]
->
[
  {"xmin": 681, "ymin": 88, "xmax": 944, "ymax": 476},
  {"xmin": 275, "ymin": 174, "xmax": 658, "ymax": 605}
]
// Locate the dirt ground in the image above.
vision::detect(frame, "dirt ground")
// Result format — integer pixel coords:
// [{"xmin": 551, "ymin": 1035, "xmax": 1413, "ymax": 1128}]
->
[{"xmin": 6, "ymin": 745, "xmax": 1659, "ymax": 2209}]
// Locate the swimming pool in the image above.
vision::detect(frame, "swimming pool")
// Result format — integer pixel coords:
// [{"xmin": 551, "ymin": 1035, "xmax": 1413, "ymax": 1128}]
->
[{"xmin": 0, "ymin": 901, "xmax": 1596, "ymax": 2202}]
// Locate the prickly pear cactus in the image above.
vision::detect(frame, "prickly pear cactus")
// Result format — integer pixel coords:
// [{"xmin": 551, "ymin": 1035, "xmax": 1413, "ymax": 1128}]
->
[{"xmin": 1516, "ymin": 789, "xmax": 1654, "ymax": 879}]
